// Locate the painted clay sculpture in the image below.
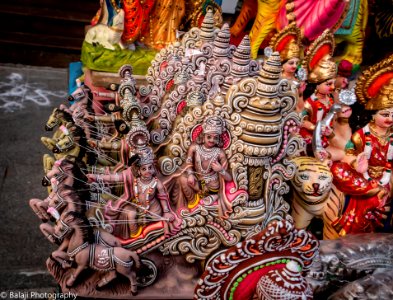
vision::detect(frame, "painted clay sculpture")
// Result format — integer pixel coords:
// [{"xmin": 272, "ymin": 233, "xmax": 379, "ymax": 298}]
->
[
  {"xmin": 331, "ymin": 54, "xmax": 393, "ymax": 236},
  {"xmin": 299, "ymin": 30, "xmax": 337, "ymax": 152},
  {"xmin": 269, "ymin": 23, "xmax": 306, "ymax": 113}
]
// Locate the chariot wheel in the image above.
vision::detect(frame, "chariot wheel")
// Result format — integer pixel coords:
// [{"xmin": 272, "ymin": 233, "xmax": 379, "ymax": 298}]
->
[
  {"xmin": 119, "ymin": 64, "xmax": 133, "ymax": 78},
  {"xmin": 136, "ymin": 258, "xmax": 158, "ymax": 287}
]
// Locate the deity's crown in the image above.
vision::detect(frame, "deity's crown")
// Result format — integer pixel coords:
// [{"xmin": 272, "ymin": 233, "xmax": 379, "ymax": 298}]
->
[
  {"xmin": 202, "ymin": 115, "xmax": 225, "ymax": 135},
  {"xmin": 126, "ymin": 124, "xmax": 150, "ymax": 149},
  {"xmin": 269, "ymin": 23, "xmax": 302, "ymax": 62},
  {"xmin": 302, "ymin": 29, "xmax": 337, "ymax": 84},
  {"xmin": 137, "ymin": 147, "xmax": 154, "ymax": 166},
  {"xmin": 356, "ymin": 53, "xmax": 393, "ymax": 110}
]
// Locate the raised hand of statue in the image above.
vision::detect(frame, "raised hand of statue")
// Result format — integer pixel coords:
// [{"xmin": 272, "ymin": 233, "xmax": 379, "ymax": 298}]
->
[
  {"xmin": 355, "ymin": 152, "xmax": 369, "ymax": 174},
  {"xmin": 211, "ymin": 161, "xmax": 223, "ymax": 173}
]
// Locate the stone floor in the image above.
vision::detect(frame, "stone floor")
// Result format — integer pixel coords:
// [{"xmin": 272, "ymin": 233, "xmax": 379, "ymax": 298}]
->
[{"xmin": 0, "ymin": 64, "xmax": 68, "ymax": 296}]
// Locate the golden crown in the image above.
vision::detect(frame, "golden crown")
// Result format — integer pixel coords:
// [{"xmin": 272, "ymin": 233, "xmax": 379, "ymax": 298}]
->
[
  {"xmin": 269, "ymin": 23, "xmax": 302, "ymax": 62},
  {"xmin": 303, "ymin": 29, "xmax": 337, "ymax": 84},
  {"xmin": 355, "ymin": 54, "xmax": 393, "ymax": 111}
]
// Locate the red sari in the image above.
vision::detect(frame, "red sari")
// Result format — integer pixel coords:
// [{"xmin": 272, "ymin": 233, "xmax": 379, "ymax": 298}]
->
[{"xmin": 331, "ymin": 125, "xmax": 393, "ymax": 235}]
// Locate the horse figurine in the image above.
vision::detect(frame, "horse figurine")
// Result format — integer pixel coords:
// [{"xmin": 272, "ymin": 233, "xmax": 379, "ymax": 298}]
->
[
  {"xmin": 51, "ymin": 211, "xmax": 140, "ymax": 294},
  {"xmin": 85, "ymin": 8, "xmax": 126, "ymax": 51},
  {"xmin": 30, "ymin": 157, "xmax": 88, "ymax": 223},
  {"xmin": 42, "ymin": 123, "xmax": 89, "ymax": 175},
  {"xmin": 43, "ymin": 108, "xmax": 74, "ymax": 142},
  {"xmin": 60, "ymin": 85, "xmax": 93, "ymax": 114}
]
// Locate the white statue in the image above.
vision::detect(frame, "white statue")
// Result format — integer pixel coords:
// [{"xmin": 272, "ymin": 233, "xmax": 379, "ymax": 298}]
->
[{"xmin": 85, "ymin": 8, "xmax": 125, "ymax": 51}]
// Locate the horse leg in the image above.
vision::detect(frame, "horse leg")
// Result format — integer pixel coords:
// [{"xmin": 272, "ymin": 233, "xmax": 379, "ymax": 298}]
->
[
  {"xmin": 96, "ymin": 271, "xmax": 117, "ymax": 290},
  {"xmin": 51, "ymin": 250, "xmax": 72, "ymax": 268},
  {"xmin": 41, "ymin": 137, "xmax": 57, "ymax": 152},
  {"xmin": 114, "ymin": 249, "xmax": 140, "ymax": 295},
  {"xmin": 40, "ymin": 223, "xmax": 57, "ymax": 243},
  {"xmin": 66, "ymin": 263, "xmax": 85, "ymax": 288},
  {"xmin": 36, "ymin": 200, "xmax": 50, "ymax": 221},
  {"xmin": 29, "ymin": 198, "xmax": 46, "ymax": 221}
]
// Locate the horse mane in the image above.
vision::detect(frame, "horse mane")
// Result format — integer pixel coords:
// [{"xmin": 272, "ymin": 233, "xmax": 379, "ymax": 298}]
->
[
  {"xmin": 66, "ymin": 211, "xmax": 94, "ymax": 244},
  {"xmin": 57, "ymin": 185, "xmax": 86, "ymax": 215},
  {"xmin": 60, "ymin": 157, "xmax": 89, "ymax": 196}
]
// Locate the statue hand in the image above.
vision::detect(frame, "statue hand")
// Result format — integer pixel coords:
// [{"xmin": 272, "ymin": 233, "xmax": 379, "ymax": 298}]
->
[
  {"xmin": 211, "ymin": 161, "xmax": 223, "ymax": 172},
  {"xmin": 163, "ymin": 212, "xmax": 175, "ymax": 222},
  {"xmin": 355, "ymin": 152, "xmax": 369, "ymax": 174},
  {"xmin": 377, "ymin": 187, "xmax": 389, "ymax": 204},
  {"xmin": 299, "ymin": 81, "xmax": 306, "ymax": 93}
]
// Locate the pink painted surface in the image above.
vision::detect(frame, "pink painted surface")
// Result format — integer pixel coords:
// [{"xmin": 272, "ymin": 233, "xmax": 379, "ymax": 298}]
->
[{"xmin": 278, "ymin": 0, "xmax": 347, "ymax": 40}]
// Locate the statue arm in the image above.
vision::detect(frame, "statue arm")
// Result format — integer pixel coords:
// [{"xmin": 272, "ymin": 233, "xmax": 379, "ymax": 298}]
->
[
  {"xmin": 88, "ymin": 139, "xmax": 121, "ymax": 151},
  {"xmin": 218, "ymin": 151, "xmax": 232, "ymax": 182},
  {"xmin": 156, "ymin": 180, "xmax": 171, "ymax": 213},
  {"xmin": 87, "ymin": 171, "xmax": 125, "ymax": 183},
  {"xmin": 301, "ymin": 101, "xmax": 315, "ymax": 130},
  {"xmin": 185, "ymin": 144, "xmax": 196, "ymax": 175}
]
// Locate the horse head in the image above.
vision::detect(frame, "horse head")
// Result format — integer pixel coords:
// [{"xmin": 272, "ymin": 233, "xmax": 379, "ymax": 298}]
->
[
  {"xmin": 68, "ymin": 85, "xmax": 92, "ymax": 104},
  {"xmin": 54, "ymin": 135, "xmax": 75, "ymax": 153},
  {"xmin": 53, "ymin": 123, "xmax": 85, "ymax": 153},
  {"xmin": 45, "ymin": 108, "xmax": 73, "ymax": 131},
  {"xmin": 43, "ymin": 156, "xmax": 87, "ymax": 188},
  {"xmin": 54, "ymin": 211, "xmax": 93, "ymax": 243},
  {"xmin": 45, "ymin": 108, "xmax": 60, "ymax": 131}
]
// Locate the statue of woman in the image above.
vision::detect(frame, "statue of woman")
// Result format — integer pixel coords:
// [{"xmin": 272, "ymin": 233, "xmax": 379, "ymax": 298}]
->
[
  {"xmin": 331, "ymin": 55, "xmax": 393, "ymax": 235},
  {"xmin": 269, "ymin": 23, "xmax": 306, "ymax": 113},
  {"xmin": 300, "ymin": 30, "xmax": 337, "ymax": 150}
]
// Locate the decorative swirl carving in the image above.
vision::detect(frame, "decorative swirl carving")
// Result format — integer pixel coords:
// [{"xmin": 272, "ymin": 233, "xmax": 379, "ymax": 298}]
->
[
  {"xmin": 159, "ymin": 156, "xmax": 184, "ymax": 175},
  {"xmin": 227, "ymin": 78, "xmax": 258, "ymax": 112},
  {"xmin": 181, "ymin": 28, "xmax": 200, "ymax": 49}
]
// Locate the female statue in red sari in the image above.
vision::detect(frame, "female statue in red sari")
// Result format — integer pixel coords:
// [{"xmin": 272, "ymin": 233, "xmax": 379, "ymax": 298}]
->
[
  {"xmin": 331, "ymin": 54, "xmax": 393, "ymax": 235},
  {"xmin": 300, "ymin": 30, "xmax": 337, "ymax": 149}
]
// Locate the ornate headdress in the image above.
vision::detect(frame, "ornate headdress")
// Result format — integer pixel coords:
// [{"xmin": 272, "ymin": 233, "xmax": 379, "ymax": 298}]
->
[
  {"xmin": 303, "ymin": 29, "xmax": 337, "ymax": 84},
  {"xmin": 355, "ymin": 54, "xmax": 393, "ymax": 111},
  {"xmin": 202, "ymin": 115, "xmax": 225, "ymax": 135},
  {"xmin": 126, "ymin": 125, "xmax": 150, "ymax": 150},
  {"xmin": 137, "ymin": 147, "xmax": 154, "ymax": 166},
  {"xmin": 269, "ymin": 23, "xmax": 302, "ymax": 62}
]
